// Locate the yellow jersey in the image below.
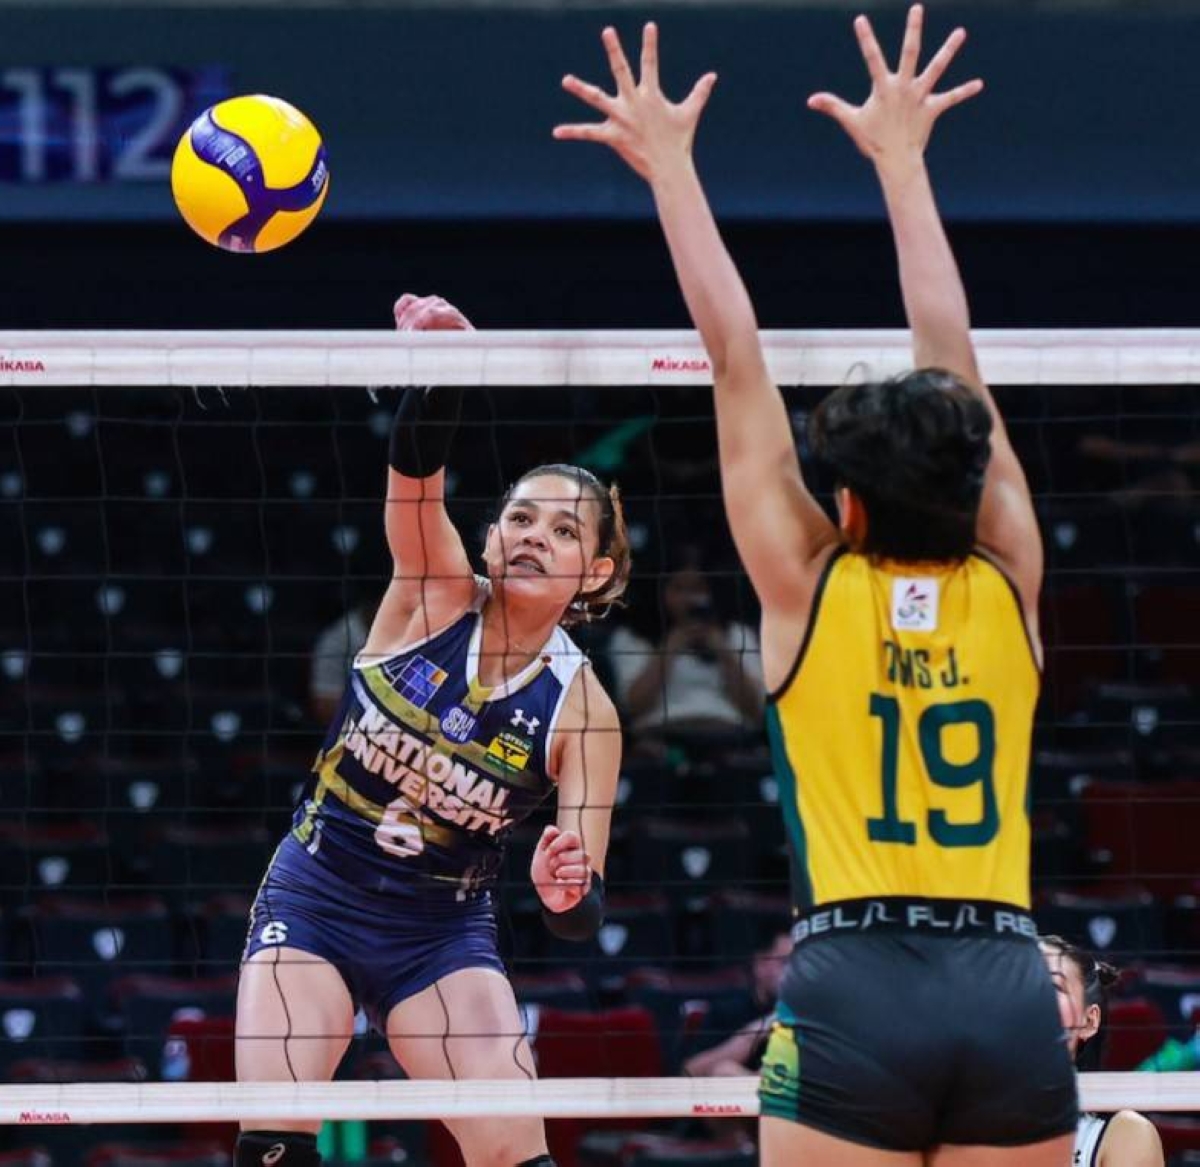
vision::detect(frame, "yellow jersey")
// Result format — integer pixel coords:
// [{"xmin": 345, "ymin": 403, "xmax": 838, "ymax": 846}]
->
[{"xmin": 767, "ymin": 549, "xmax": 1038, "ymax": 912}]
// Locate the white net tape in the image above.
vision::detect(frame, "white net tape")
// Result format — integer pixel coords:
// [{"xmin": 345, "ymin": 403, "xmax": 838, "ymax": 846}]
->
[
  {"xmin": 0, "ymin": 1074, "xmax": 1196, "ymax": 1125},
  {"xmin": 3, "ymin": 328, "xmax": 1200, "ymax": 386}
]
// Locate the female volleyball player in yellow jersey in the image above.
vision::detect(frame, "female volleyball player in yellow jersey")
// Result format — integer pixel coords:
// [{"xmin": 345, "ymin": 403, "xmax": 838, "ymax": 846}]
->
[{"xmin": 557, "ymin": 7, "xmax": 1076, "ymax": 1164}]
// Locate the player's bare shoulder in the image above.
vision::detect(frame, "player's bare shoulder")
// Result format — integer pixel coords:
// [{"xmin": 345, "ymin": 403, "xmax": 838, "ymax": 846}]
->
[{"xmin": 1103, "ymin": 1110, "xmax": 1164, "ymax": 1167}]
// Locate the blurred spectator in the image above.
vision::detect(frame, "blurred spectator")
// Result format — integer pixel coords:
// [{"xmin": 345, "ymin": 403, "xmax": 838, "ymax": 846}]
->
[
  {"xmin": 309, "ymin": 601, "xmax": 370, "ymax": 724},
  {"xmin": 1073, "ymin": 383, "xmax": 1200, "ymax": 502},
  {"xmin": 684, "ymin": 931, "xmax": 792, "ymax": 1079},
  {"xmin": 607, "ymin": 557, "xmax": 763, "ymax": 750}
]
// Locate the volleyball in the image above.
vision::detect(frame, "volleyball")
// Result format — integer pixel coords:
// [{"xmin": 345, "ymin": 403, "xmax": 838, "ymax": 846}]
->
[{"xmin": 170, "ymin": 94, "xmax": 329, "ymax": 254}]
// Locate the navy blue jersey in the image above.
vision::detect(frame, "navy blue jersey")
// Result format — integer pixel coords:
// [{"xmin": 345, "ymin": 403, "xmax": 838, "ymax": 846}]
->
[{"xmin": 294, "ymin": 583, "xmax": 587, "ymax": 900}]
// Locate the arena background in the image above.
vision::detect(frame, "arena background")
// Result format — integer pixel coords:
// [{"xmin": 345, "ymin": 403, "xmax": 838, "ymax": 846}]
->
[{"xmin": 1, "ymin": 1, "xmax": 1198, "ymax": 1165}]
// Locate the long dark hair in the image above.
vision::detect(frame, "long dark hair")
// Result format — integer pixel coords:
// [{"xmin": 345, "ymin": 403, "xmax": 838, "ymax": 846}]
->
[
  {"xmin": 495, "ymin": 463, "xmax": 631, "ymax": 627},
  {"xmin": 1041, "ymin": 934, "xmax": 1120, "ymax": 1070}
]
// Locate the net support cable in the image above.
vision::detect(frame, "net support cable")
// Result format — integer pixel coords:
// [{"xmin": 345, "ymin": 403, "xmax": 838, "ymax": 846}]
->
[
  {"xmin": 0, "ymin": 1074, "xmax": 1195, "ymax": 1124},
  {"xmin": 3, "ymin": 329, "xmax": 1200, "ymax": 387}
]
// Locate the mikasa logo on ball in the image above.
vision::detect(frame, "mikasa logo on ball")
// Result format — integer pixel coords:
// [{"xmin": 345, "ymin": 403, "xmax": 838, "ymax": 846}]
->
[{"xmin": 891, "ymin": 578, "xmax": 939, "ymax": 632}]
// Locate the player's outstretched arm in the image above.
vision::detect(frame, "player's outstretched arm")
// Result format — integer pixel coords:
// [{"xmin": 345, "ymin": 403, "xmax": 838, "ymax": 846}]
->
[
  {"xmin": 555, "ymin": 24, "xmax": 837, "ymax": 632},
  {"xmin": 811, "ymin": 5, "xmax": 1043, "ymax": 615},
  {"xmin": 363, "ymin": 294, "xmax": 477, "ymax": 656}
]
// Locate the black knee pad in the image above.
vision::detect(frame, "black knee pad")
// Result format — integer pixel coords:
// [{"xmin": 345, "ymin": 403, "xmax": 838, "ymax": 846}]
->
[
  {"xmin": 235, "ymin": 1130, "xmax": 321, "ymax": 1166},
  {"xmin": 514, "ymin": 1158, "xmax": 556, "ymax": 1166}
]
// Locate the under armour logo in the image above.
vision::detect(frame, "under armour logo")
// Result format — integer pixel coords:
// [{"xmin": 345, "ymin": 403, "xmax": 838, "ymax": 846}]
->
[
  {"xmin": 262, "ymin": 1145, "xmax": 286, "ymax": 1165},
  {"xmin": 510, "ymin": 709, "xmax": 540, "ymax": 734}
]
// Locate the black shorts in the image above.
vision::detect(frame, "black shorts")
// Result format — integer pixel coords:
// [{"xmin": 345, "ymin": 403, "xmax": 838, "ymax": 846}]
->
[{"xmin": 759, "ymin": 907, "xmax": 1078, "ymax": 1151}]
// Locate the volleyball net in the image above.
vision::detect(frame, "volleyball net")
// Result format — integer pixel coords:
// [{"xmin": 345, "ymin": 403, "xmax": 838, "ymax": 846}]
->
[{"xmin": 0, "ymin": 330, "xmax": 1197, "ymax": 1159}]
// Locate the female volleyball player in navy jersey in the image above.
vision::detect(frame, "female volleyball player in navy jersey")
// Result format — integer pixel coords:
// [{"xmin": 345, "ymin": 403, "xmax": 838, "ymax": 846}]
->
[
  {"xmin": 559, "ymin": 6, "xmax": 1076, "ymax": 1164},
  {"xmin": 233, "ymin": 294, "xmax": 629, "ymax": 1167},
  {"xmin": 1041, "ymin": 937, "xmax": 1164, "ymax": 1167}
]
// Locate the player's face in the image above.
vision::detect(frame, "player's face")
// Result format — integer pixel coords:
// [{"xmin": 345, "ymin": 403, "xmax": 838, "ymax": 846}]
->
[
  {"xmin": 486, "ymin": 474, "xmax": 612, "ymax": 611},
  {"xmin": 1041, "ymin": 943, "xmax": 1099, "ymax": 1056}
]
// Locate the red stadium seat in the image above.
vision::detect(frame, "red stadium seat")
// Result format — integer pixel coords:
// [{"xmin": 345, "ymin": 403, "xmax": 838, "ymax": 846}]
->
[
  {"xmin": 533, "ymin": 1005, "xmax": 662, "ymax": 1079},
  {"xmin": 1101, "ymin": 996, "xmax": 1169, "ymax": 1070},
  {"xmin": 108, "ymin": 973, "xmax": 238, "ymax": 1076},
  {"xmin": 1134, "ymin": 583, "xmax": 1200, "ymax": 686},
  {"xmin": 1030, "ymin": 747, "xmax": 1136, "ymax": 813},
  {"xmin": 1129, "ymin": 964, "xmax": 1200, "ymax": 1038},
  {"xmin": 85, "ymin": 1145, "xmax": 228, "ymax": 1167},
  {"xmin": 1150, "ymin": 1116, "xmax": 1200, "ymax": 1159},
  {"xmin": 1080, "ymin": 779, "xmax": 1200, "ymax": 899},
  {"xmin": 163, "ymin": 1015, "xmax": 237, "ymax": 1148},
  {"xmin": 532, "ymin": 1006, "xmax": 664, "ymax": 1167},
  {"xmin": 1040, "ymin": 582, "xmax": 1126, "ymax": 714}
]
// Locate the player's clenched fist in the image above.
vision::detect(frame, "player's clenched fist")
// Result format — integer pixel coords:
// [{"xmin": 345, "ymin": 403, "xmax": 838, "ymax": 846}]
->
[{"xmin": 531, "ymin": 823, "xmax": 592, "ymax": 914}]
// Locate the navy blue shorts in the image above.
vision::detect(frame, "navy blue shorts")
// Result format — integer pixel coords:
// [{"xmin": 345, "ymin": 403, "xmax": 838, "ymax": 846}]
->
[{"xmin": 243, "ymin": 835, "xmax": 506, "ymax": 1033}]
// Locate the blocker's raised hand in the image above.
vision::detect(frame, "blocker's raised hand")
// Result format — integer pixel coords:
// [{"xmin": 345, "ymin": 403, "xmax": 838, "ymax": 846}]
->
[
  {"xmin": 553, "ymin": 22, "xmax": 717, "ymax": 183},
  {"xmin": 808, "ymin": 4, "xmax": 983, "ymax": 172}
]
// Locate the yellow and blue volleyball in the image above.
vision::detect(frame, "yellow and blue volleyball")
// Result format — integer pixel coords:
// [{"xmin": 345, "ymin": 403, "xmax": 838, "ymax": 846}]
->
[{"xmin": 170, "ymin": 95, "xmax": 329, "ymax": 253}]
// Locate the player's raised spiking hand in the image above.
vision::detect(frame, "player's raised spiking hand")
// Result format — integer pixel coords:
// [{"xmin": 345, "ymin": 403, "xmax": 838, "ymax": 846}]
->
[
  {"xmin": 393, "ymin": 293, "xmax": 474, "ymax": 332},
  {"xmin": 807, "ymin": 4, "xmax": 983, "ymax": 177},
  {"xmin": 553, "ymin": 23, "xmax": 716, "ymax": 183}
]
